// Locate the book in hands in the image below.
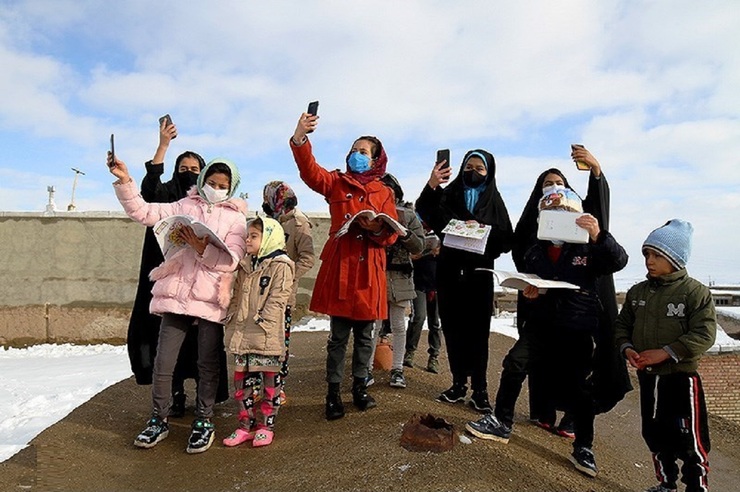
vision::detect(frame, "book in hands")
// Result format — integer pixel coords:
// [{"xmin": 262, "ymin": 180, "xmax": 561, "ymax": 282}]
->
[
  {"xmin": 441, "ymin": 219, "xmax": 491, "ymax": 255},
  {"xmin": 335, "ymin": 210, "xmax": 408, "ymax": 238},
  {"xmin": 537, "ymin": 210, "xmax": 589, "ymax": 244},
  {"xmin": 153, "ymin": 215, "xmax": 232, "ymax": 259},
  {"xmin": 475, "ymin": 269, "xmax": 579, "ymax": 294}
]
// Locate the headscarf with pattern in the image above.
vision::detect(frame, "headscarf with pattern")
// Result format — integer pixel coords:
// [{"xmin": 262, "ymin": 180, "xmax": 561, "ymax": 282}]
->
[{"xmin": 262, "ymin": 181, "xmax": 297, "ymax": 219}]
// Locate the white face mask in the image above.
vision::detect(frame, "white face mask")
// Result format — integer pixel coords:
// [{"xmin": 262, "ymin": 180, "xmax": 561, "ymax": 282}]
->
[
  {"xmin": 542, "ymin": 184, "xmax": 566, "ymax": 196},
  {"xmin": 202, "ymin": 184, "xmax": 229, "ymax": 203}
]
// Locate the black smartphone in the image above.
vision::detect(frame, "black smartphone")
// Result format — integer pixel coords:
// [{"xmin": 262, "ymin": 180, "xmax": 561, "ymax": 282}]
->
[
  {"xmin": 307, "ymin": 101, "xmax": 319, "ymax": 116},
  {"xmin": 159, "ymin": 114, "xmax": 176, "ymax": 138},
  {"xmin": 436, "ymin": 149, "xmax": 450, "ymax": 169},
  {"xmin": 109, "ymin": 133, "xmax": 116, "ymax": 168},
  {"xmin": 306, "ymin": 101, "xmax": 319, "ymax": 133}
]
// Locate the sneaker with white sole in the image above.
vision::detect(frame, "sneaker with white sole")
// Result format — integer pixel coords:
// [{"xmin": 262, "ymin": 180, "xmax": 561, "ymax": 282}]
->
[
  {"xmin": 465, "ymin": 414, "xmax": 512, "ymax": 443},
  {"xmin": 436, "ymin": 384, "xmax": 467, "ymax": 404},
  {"xmin": 389, "ymin": 369, "xmax": 407, "ymax": 388},
  {"xmin": 186, "ymin": 418, "xmax": 215, "ymax": 454},
  {"xmin": 569, "ymin": 446, "xmax": 598, "ymax": 477},
  {"xmin": 468, "ymin": 390, "xmax": 493, "ymax": 413},
  {"xmin": 133, "ymin": 416, "xmax": 169, "ymax": 449}
]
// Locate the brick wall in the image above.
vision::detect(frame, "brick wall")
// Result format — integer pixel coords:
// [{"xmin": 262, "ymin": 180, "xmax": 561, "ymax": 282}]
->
[{"xmin": 699, "ymin": 352, "xmax": 740, "ymax": 424}]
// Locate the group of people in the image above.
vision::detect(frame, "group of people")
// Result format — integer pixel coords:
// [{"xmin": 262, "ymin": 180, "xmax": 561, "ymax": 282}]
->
[{"xmin": 109, "ymin": 109, "xmax": 717, "ymax": 492}]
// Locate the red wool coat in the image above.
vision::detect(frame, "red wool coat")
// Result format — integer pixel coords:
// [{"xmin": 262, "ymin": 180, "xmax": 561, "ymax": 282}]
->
[{"xmin": 291, "ymin": 139, "xmax": 398, "ymax": 320}]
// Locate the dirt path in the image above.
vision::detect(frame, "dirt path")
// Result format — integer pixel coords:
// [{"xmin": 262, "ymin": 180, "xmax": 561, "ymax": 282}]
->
[{"xmin": 2, "ymin": 331, "xmax": 739, "ymax": 492}]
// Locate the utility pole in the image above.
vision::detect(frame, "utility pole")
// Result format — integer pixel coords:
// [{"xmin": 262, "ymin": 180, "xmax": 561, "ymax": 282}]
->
[
  {"xmin": 68, "ymin": 168, "xmax": 85, "ymax": 211},
  {"xmin": 45, "ymin": 185, "xmax": 56, "ymax": 215}
]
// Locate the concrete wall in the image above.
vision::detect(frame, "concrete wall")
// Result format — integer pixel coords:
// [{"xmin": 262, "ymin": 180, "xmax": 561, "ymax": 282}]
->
[{"xmin": 0, "ymin": 211, "xmax": 331, "ymax": 346}]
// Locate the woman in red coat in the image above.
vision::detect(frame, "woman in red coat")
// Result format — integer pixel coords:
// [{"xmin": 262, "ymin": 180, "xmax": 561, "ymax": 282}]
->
[{"xmin": 290, "ymin": 111, "xmax": 399, "ymax": 420}]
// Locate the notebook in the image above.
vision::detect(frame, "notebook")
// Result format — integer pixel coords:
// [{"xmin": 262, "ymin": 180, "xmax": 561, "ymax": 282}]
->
[{"xmin": 536, "ymin": 210, "xmax": 589, "ymax": 244}]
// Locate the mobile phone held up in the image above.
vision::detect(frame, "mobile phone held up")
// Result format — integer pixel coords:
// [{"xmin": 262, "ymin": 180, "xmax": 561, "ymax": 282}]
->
[
  {"xmin": 306, "ymin": 101, "xmax": 319, "ymax": 133},
  {"xmin": 436, "ymin": 149, "xmax": 450, "ymax": 169},
  {"xmin": 109, "ymin": 134, "xmax": 116, "ymax": 168},
  {"xmin": 159, "ymin": 114, "xmax": 176, "ymax": 138},
  {"xmin": 571, "ymin": 144, "xmax": 589, "ymax": 171}
]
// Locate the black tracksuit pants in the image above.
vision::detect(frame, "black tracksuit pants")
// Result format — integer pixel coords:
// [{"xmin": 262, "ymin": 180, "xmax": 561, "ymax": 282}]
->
[{"xmin": 638, "ymin": 371, "xmax": 710, "ymax": 492}]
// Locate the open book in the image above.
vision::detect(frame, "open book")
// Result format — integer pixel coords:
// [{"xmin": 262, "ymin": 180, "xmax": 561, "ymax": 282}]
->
[
  {"xmin": 335, "ymin": 210, "xmax": 408, "ymax": 238},
  {"xmin": 153, "ymin": 215, "xmax": 232, "ymax": 259},
  {"xmin": 441, "ymin": 219, "xmax": 491, "ymax": 255},
  {"xmin": 475, "ymin": 269, "xmax": 579, "ymax": 293}
]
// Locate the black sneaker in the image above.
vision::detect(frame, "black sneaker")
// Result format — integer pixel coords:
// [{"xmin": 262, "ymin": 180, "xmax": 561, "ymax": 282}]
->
[
  {"xmin": 465, "ymin": 414, "xmax": 511, "ymax": 443},
  {"xmin": 186, "ymin": 418, "xmax": 215, "ymax": 454},
  {"xmin": 436, "ymin": 384, "xmax": 467, "ymax": 404},
  {"xmin": 365, "ymin": 371, "xmax": 375, "ymax": 387},
  {"xmin": 468, "ymin": 390, "xmax": 493, "ymax": 413},
  {"xmin": 134, "ymin": 416, "xmax": 169, "ymax": 448},
  {"xmin": 569, "ymin": 446, "xmax": 598, "ymax": 477}
]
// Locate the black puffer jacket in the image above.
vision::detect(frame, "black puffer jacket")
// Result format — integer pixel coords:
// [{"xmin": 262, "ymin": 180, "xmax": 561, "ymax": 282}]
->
[{"xmin": 522, "ymin": 231, "xmax": 628, "ymax": 332}]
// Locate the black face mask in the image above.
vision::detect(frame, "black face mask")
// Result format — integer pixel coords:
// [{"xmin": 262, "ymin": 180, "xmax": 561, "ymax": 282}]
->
[
  {"xmin": 463, "ymin": 169, "xmax": 486, "ymax": 188},
  {"xmin": 262, "ymin": 202, "xmax": 275, "ymax": 217},
  {"xmin": 177, "ymin": 171, "xmax": 199, "ymax": 190}
]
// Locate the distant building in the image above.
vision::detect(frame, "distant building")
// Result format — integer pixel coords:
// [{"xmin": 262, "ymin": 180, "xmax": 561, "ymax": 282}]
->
[{"xmin": 710, "ymin": 286, "xmax": 740, "ymax": 307}]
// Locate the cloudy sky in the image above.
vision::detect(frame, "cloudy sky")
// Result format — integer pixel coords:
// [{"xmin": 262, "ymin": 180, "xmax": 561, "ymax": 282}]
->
[{"xmin": 1, "ymin": 1, "xmax": 738, "ymax": 284}]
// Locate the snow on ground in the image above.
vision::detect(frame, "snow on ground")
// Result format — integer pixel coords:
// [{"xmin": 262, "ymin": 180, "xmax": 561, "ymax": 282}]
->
[
  {"xmin": 0, "ymin": 344, "xmax": 130, "ymax": 463},
  {"xmin": 2, "ymin": 311, "xmax": 735, "ymax": 465}
]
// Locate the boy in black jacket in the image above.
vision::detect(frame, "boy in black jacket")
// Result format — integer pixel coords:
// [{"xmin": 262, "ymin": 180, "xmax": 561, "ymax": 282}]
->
[{"xmin": 466, "ymin": 187, "xmax": 628, "ymax": 478}]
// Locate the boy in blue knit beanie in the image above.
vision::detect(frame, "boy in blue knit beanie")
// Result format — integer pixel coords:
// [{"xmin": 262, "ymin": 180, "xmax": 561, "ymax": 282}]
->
[{"xmin": 614, "ymin": 219, "xmax": 716, "ymax": 492}]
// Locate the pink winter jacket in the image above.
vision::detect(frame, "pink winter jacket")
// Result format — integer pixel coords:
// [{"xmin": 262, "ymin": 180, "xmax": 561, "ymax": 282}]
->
[{"xmin": 114, "ymin": 180, "xmax": 248, "ymax": 323}]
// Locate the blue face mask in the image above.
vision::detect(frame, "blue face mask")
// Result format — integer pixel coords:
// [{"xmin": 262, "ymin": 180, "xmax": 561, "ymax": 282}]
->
[{"xmin": 347, "ymin": 152, "xmax": 372, "ymax": 173}]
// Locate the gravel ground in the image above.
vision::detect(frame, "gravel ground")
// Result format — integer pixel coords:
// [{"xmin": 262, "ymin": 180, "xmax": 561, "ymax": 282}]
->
[{"xmin": 2, "ymin": 331, "xmax": 739, "ymax": 492}]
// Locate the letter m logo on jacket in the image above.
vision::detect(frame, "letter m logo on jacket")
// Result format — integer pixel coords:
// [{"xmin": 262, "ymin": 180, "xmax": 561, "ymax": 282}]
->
[{"xmin": 666, "ymin": 302, "xmax": 686, "ymax": 317}]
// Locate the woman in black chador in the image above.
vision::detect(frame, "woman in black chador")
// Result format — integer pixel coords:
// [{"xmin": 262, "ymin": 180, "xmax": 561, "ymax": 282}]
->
[
  {"xmin": 509, "ymin": 145, "xmax": 631, "ymax": 435},
  {"xmin": 415, "ymin": 149, "xmax": 514, "ymax": 412}
]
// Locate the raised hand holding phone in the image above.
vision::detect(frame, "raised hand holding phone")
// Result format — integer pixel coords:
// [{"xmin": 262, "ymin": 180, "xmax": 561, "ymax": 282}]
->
[
  {"xmin": 570, "ymin": 144, "xmax": 602, "ymax": 176},
  {"xmin": 159, "ymin": 114, "xmax": 177, "ymax": 140},
  {"xmin": 428, "ymin": 150, "xmax": 452, "ymax": 189},
  {"xmin": 436, "ymin": 148, "xmax": 450, "ymax": 170},
  {"xmin": 293, "ymin": 105, "xmax": 319, "ymax": 142}
]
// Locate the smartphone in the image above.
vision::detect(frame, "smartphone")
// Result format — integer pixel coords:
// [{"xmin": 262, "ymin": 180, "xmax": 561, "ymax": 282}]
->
[
  {"xmin": 159, "ymin": 114, "xmax": 176, "ymax": 138},
  {"xmin": 307, "ymin": 101, "xmax": 319, "ymax": 116},
  {"xmin": 306, "ymin": 101, "xmax": 319, "ymax": 133},
  {"xmin": 436, "ymin": 149, "xmax": 450, "ymax": 169},
  {"xmin": 109, "ymin": 133, "xmax": 116, "ymax": 168},
  {"xmin": 571, "ymin": 144, "xmax": 589, "ymax": 171}
]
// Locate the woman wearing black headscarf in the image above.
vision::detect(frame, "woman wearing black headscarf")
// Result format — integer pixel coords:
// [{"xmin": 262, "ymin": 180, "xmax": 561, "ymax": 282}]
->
[
  {"xmin": 416, "ymin": 149, "xmax": 514, "ymax": 411},
  {"xmin": 509, "ymin": 146, "xmax": 631, "ymax": 435},
  {"xmin": 127, "ymin": 121, "xmax": 229, "ymax": 415}
]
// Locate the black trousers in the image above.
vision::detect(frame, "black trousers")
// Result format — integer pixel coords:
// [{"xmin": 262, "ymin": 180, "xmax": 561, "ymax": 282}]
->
[
  {"xmin": 437, "ymin": 266, "xmax": 493, "ymax": 392},
  {"xmin": 638, "ymin": 371, "xmax": 710, "ymax": 492}
]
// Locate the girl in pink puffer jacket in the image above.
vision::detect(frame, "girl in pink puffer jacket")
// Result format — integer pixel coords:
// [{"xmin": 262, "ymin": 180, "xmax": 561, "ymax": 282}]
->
[{"xmin": 108, "ymin": 153, "xmax": 247, "ymax": 454}]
